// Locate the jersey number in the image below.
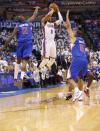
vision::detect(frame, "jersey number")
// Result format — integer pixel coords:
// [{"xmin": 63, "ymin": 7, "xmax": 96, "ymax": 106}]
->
[
  {"xmin": 80, "ymin": 44, "xmax": 85, "ymax": 52},
  {"xmin": 51, "ymin": 29, "xmax": 53, "ymax": 34},
  {"xmin": 22, "ymin": 27, "xmax": 28, "ymax": 34}
]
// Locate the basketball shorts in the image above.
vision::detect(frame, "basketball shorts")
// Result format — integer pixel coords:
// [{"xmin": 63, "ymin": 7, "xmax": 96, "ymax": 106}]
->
[
  {"xmin": 67, "ymin": 58, "xmax": 88, "ymax": 81},
  {"xmin": 41, "ymin": 39, "xmax": 56, "ymax": 58},
  {"xmin": 17, "ymin": 40, "xmax": 32, "ymax": 58}
]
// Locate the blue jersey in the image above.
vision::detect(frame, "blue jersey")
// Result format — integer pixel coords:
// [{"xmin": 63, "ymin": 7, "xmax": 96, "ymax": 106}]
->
[
  {"xmin": 16, "ymin": 21, "xmax": 32, "ymax": 42},
  {"xmin": 72, "ymin": 37, "xmax": 87, "ymax": 60}
]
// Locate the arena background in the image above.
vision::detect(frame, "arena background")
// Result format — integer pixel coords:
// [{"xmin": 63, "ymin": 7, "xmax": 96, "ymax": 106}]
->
[
  {"xmin": 0, "ymin": 0, "xmax": 99, "ymax": 94},
  {"xmin": 0, "ymin": 1, "xmax": 100, "ymax": 131}
]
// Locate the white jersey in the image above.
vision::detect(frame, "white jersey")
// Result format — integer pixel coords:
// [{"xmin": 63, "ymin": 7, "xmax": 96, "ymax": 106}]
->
[{"xmin": 44, "ymin": 22, "xmax": 55, "ymax": 40}]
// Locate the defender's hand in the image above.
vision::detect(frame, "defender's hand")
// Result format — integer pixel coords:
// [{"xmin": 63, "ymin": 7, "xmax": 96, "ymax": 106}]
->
[
  {"xmin": 66, "ymin": 10, "xmax": 70, "ymax": 20},
  {"xmin": 34, "ymin": 6, "xmax": 41, "ymax": 10}
]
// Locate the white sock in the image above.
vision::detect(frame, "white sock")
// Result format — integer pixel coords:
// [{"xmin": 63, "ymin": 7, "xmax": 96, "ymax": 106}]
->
[
  {"xmin": 84, "ymin": 87, "xmax": 89, "ymax": 90},
  {"xmin": 14, "ymin": 63, "xmax": 20, "ymax": 80},
  {"xmin": 20, "ymin": 71, "xmax": 25, "ymax": 79},
  {"xmin": 74, "ymin": 87, "xmax": 79, "ymax": 93}
]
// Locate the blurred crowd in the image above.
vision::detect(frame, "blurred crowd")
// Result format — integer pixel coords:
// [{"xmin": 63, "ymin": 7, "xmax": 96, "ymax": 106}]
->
[
  {"xmin": 0, "ymin": 24, "xmax": 99, "ymax": 87},
  {"xmin": 85, "ymin": 20, "xmax": 100, "ymax": 50}
]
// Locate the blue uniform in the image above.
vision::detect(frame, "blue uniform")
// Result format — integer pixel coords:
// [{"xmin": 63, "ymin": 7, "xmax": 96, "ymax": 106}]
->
[
  {"xmin": 16, "ymin": 21, "xmax": 33, "ymax": 58},
  {"xmin": 70, "ymin": 37, "xmax": 88, "ymax": 81}
]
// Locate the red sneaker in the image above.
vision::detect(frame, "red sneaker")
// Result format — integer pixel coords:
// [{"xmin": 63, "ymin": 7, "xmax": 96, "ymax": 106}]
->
[{"xmin": 84, "ymin": 88, "xmax": 90, "ymax": 97}]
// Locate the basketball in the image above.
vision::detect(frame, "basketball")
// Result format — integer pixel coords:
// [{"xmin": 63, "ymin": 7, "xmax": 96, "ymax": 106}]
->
[{"xmin": 49, "ymin": 3, "xmax": 59, "ymax": 12}]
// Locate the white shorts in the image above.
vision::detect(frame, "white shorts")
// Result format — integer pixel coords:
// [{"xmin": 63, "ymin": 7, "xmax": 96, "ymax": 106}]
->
[{"xmin": 41, "ymin": 39, "xmax": 56, "ymax": 58}]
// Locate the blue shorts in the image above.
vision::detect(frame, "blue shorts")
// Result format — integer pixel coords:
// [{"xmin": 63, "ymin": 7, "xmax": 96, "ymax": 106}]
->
[
  {"xmin": 69, "ymin": 58, "xmax": 88, "ymax": 81},
  {"xmin": 17, "ymin": 40, "xmax": 32, "ymax": 58}
]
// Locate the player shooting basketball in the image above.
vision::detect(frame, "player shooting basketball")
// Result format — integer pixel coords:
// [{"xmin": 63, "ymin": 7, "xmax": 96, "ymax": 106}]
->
[{"xmin": 39, "ymin": 3, "xmax": 63, "ymax": 71}]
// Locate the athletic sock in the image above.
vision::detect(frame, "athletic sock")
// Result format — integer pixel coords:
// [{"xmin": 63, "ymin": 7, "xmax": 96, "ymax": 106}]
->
[
  {"xmin": 74, "ymin": 87, "xmax": 80, "ymax": 93},
  {"xmin": 14, "ymin": 63, "xmax": 20, "ymax": 80},
  {"xmin": 20, "ymin": 71, "xmax": 26, "ymax": 80}
]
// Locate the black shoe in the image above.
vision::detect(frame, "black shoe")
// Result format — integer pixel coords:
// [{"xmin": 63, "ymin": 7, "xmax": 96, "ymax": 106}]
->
[{"xmin": 66, "ymin": 94, "xmax": 72, "ymax": 100}]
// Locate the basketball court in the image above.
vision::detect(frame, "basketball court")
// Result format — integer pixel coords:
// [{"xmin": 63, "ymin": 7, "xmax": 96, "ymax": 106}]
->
[
  {"xmin": 0, "ymin": 83, "xmax": 100, "ymax": 131},
  {"xmin": 0, "ymin": 0, "xmax": 100, "ymax": 131}
]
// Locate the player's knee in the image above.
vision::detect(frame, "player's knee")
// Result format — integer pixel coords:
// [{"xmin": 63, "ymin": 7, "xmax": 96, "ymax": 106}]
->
[
  {"xmin": 89, "ymin": 74, "xmax": 94, "ymax": 80},
  {"xmin": 22, "ymin": 60, "xmax": 27, "ymax": 71},
  {"xmin": 17, "ymin": 58, "xmax": 21, "ymax": 64}
]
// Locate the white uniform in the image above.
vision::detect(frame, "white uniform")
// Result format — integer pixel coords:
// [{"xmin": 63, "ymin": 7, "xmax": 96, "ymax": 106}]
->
[{"xmin": 42, "ymin": 22, "xmax": 56, "ymax": 58}]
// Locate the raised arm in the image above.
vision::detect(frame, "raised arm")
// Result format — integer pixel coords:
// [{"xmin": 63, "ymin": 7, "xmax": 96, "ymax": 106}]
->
[
  {"xmin": 64, "ymin": 10, "xmax": 76, "ymax": 45},
  {"xmin": 41, "ymin": 9, "xmax": 54, "ymax": 26},
  {"xmin": 5, "ymin": 27, "xmax": 18, "ymax": 48},
  {"xmin": 28, "ymin": 6, "xmax": 40, "ymax": 23},
  {"xmin": 55, "ymin": 9, "xmax": 63, "ymax": 26}
]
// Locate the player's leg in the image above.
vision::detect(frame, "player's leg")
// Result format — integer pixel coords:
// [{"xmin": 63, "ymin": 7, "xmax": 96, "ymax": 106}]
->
[
  {"xmin": 14, "ymin": 42, "xmax": 23, "ymax": 80},
  {"xmin": 84, "ymin": 72, "xmax": 94, "ymax": 97},
  {"xmin": 46, "ymin": 41, "xmax": 56, "ymax": 70},
  {"xmin": 21, "ymin": 58, "xmax": 28, "ymax": 79},
  {"xmin": 66, "ymin": 68, "xmax": 76, "ymax": 100},
  {"xmin": 14, "ymin": 58, "xmax": 21, "ymax": 80},
  {"xmin": 79, "ymin": 62, "xmax": 91, "ymax": 97},
  {"xmin": 46, "ymin": 57, "xmax": 55, "ymax": 70},
  {"xmin": 86, "ymin": 72, "xmax": 94, "ymax": 88},
  {"xmin": 77, "ymin": 75, "xmax": 84, "ymax": 101},
  {"xmin": 77, "ymin": 76, "xmax": 84, "ymax": 91},
  {"xmin": 66, "ymin": 60, "xmax": 83, "ymax": 101},
  {"xmin": 39, "ymin": 57, "xmax": 49, "ymax": 69},
  {"xmin": 21, "ymin": 41, "xmax": 32, "ymax": 79},
  {"xmin": 39, "ymin": 40, "xmax": 50, "ymax": 69}
]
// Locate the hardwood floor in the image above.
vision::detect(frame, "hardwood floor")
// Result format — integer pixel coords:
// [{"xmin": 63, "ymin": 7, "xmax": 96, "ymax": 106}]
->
[{"xmin": 0, "ymin": 84, "xmax": 100, "ymax": 131}]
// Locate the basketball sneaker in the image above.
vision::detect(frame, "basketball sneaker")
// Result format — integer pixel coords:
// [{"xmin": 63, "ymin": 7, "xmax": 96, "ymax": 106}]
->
[
  {"xmin": 78, "ymin": 92, "xmax": 84, "ymax": 101},
  {"xmin": 72, "ymin": 90, "xmax": 83, "ymax": 102},
  {"xmin": 65, "ymin": 93, "xmax": 72, "ymax": 100},
  {"xmin": 84, "ymin": 87, "xmax": 90, "ymax": 97}
]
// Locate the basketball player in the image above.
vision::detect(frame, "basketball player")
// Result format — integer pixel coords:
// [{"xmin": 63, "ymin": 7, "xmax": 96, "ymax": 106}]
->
[
  {"xmin": 66, "ymin": 49, "xmax": 94, "ymax": 100},
  {"xmin": 5, "ymin": 7, "xmax": 40, "ymax": 84},
  {"xmin": 64, "ymin": 10, "xmax": 88, "ymax": 101},
  {"xmin": 78, "ymin": 50, "xmax": 94, "ymax": 97},
  {"xmin": 39, "ymin": 3, "xmax": 63, "ymax": 71}
]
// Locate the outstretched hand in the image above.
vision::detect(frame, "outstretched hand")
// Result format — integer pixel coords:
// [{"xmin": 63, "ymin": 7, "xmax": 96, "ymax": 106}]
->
[
  {"xmin": 66, "ymin": 10, "xmax": 70, "ymax": 20},
  {"xmin": 34, "ymin": 6, "xmax": 41, "ymax": 10}
]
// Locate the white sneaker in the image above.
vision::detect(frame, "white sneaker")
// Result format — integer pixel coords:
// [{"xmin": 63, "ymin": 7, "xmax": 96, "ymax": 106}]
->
[
  {"xmin": 78, "ymin": 92, "xmax": 84, "ymax": 101},
  {"xmin": 72, "ymin": 90, "xmax": 83, "ymax": 102}
]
